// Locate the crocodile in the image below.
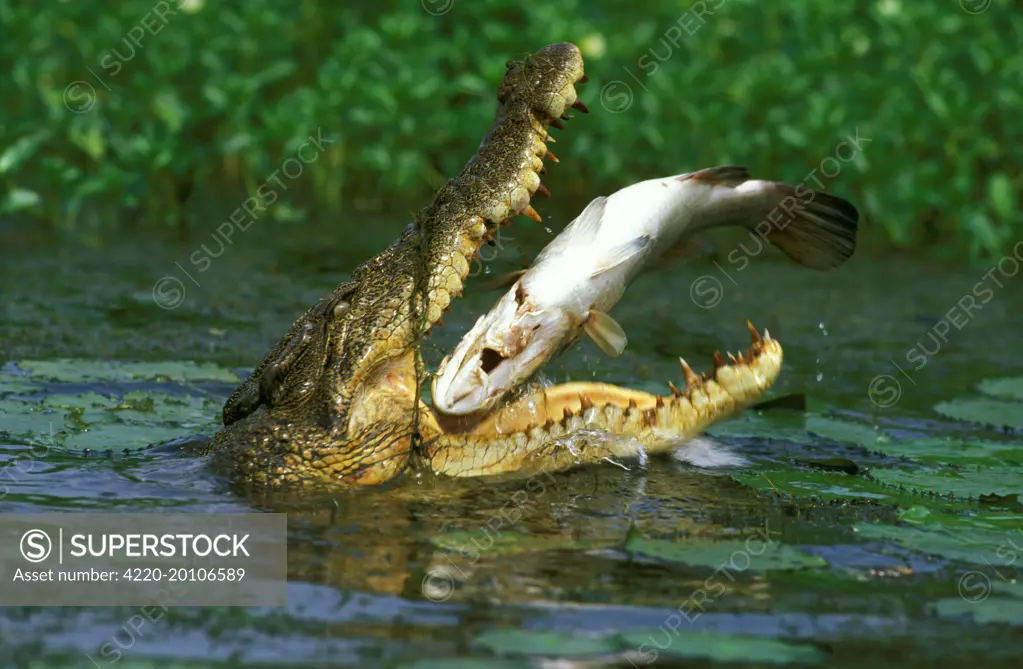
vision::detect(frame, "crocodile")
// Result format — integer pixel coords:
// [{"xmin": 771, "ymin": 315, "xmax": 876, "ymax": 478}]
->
[{"xmin": 201, "ymin": 42, "xmax": 832, "ymax": 488}]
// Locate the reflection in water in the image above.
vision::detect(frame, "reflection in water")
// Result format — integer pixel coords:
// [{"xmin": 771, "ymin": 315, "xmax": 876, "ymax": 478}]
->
[{"xmin": 262, "ymin": 462, "xmax": 777, "ymax": 605}]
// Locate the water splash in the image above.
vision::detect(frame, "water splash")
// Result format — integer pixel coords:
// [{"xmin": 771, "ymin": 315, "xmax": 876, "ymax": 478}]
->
[{"xmin": 816, "ymin": 322, "xmax": 828, "ymax": 382}]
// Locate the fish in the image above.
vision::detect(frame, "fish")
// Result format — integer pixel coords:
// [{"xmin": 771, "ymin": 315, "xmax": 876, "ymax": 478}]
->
[{"xmin": 431, "ymin": 165, "xmax": 858, "ymax": 416}]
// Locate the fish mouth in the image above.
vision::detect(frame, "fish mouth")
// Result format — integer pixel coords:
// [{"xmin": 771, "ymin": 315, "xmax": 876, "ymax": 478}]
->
[{"xmin": 432, "ymin": 290, "xmax": 572, "ymax": 416}]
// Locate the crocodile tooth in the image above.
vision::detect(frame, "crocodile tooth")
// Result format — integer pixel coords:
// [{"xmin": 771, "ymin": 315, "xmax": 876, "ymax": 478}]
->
[
  {"xmin": 563, "ymin": 407, "xmax": 573, "ymax": 419},
  {"xmin": 764, "ymin": 328, "xmax": 772, "ymax": 341},
  {"xmin": 668, "ymin": 381, "xmax": 683, "ymax": 397},
  {"xmin": 712, "ymin": 350, "xmax": 726, "ymax": 369},
  {"xmin": 443, "ymin": 306, "xmax": 451, "ymax": 313},
  {"xmin": 546, "ymin": 134, "xmax": 556, "ymax": 143},
  {"xmin": 736, "ymin": 351, "xmax": 746, "ymax": 364},
  {"xmin": 643, "ymin": 408, "xmax": 656, "ymax": 425},
  {"xmin": 628, "ymin": 398, "xmax": 638, "ymax": 409},
  {"xmin": 560, "ymin": 112, "xmax": 570, "ymax": 121},
  {"xmin": 544, "ymin": 151, "xmax": 559, "ymax": 163},
  {"xmin": 747, "ymin": 320, "xmax": 762, "ymax": 343},
  {"xmin": 727, "ymin": 352, "xmax": 737, "ymax": 364},
  {"xmin": 435, "ymin": 317, "xmax": 444, "ymax": 327},
  {"xmin": 550, "ymin": 119, "xmax": 565, "ymax": 130},
  {"xmin": 536, "ymin": 184, "xmax": 550, "ymax": 198},
  {"xmin": 499, "ymin": 219, "xmax": 511, "ymax": 228},
  {"xmin": 579, "ymin": 395, "xmax": 594, "ymax": 410},
  {"xmin": 679, "ymin": 357, "xmax": 701, "ymax": 388},
  {"xmin": 579, "ymin": 75, "xmax": 589, "ymax": 83},
  {"xmin": 544, "ymin": 418, "xmax": 555, "ymax": 430},
  {"xmin": 522, "ymin": 205, "xmax": 542, "ymax": 223},
  {"xmin": 655, "ymin": 396, "xmax": 664, "ymax": 408},
  {"xmin": 571, "ymin": 100, "xmax": 590, "ymax": 113}
]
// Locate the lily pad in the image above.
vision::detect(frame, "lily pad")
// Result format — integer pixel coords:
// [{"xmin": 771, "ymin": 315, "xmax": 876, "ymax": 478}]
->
[
  {"xmin": 855, "ymin": 508, "xmax": 1023, "ymax": 563},
  {"xmin": 931, "ymin": 581, "xmax": 1023, "ymax": 625},
  {"xmin": 805, "ymin": 415, "xmax": 889, "ymax": 448},
  {"xmin": 64, "ymin": 423, "xmax": 193, "ymax": 451},
  {"xmin": 471, "ymin": 628, "xmax": 825, "ymax": 664},
  {"xmin": 0, "ymin": 390, "xmax": 216, "ymax": 451},
  {"xmin": 708, "ymin": 411, "xmax": 888, "ymax": 450},
  {"xmin": 0, "ymin": 405, "xmax": 68, "ymax": 443},
  {"xmin": 473, "ymin": 629, "xmax": 618, "ymax": 657},
  {"xmin": 934, "ymin": 398, "xmax": 1023, "ymax": 431},
  {"xmin": 7, "ymin": 359, "xmax": 240, "ymax": 384},
  {"xmin": 623, "ymin": 533, "xmax": 827, "ymax": 570},
  {"xmin": 618, "ymin": 630, "xmax": 825, "ymax": 665},
  {"xmin": 108, "ymin": 391, "xmax": 220, "ymax": 426},
  {"xmin": 870, "ymin": 437, "xmax": 1023, "ymax": 466},
  {"xmin": 0, "ymin": 377, "xmax": 43, "ymax": 396},
  {"xmin": 931, "ymin": 597, "xmax": 1023, "ymax": 624},
  {"xmin": 871, "ymin": 465, "xmax": 1022, "ymax": 499},
  {"xmin": 733, "ymin": 467, "xmax": 920, "ymax": 505},
  {"xmin": 978, "ymin": 376, "xmax": 1023, "ymax": 401}
]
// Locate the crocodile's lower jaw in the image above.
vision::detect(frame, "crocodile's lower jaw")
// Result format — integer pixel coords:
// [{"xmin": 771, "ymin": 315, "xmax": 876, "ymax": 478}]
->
[{"xmin": 427, "ymin": 323, "xmax": 783, "ymax": 479}]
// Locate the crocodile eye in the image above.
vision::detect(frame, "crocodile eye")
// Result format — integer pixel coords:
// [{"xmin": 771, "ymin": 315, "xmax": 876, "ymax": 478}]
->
[{"xmin": 333, "ymin": 301, "xmax": 350, "ymax": 318}]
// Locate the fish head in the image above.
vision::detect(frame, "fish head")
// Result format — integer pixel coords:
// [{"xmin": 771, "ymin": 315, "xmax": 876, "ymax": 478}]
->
[{"xmin": 431, "ymin": 280, "xmax": 578, "ymax": 416}]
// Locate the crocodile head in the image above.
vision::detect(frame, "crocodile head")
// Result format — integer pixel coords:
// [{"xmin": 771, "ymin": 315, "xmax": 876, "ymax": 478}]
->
[{"xmin": 206, "ymin": 43, "xmax": 588, "ymax": 486}]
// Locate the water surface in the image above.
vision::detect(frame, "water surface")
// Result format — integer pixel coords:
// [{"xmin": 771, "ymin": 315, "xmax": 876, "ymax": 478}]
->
[{"xmin": 1, "ymin": 225, "xmax": 1021, "ymax": 668}]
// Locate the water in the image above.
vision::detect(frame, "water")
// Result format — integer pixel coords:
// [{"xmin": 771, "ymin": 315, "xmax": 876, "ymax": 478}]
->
[{"xmin": 1, "ymin": 225, "xmax": 1021, "ymax": 668}]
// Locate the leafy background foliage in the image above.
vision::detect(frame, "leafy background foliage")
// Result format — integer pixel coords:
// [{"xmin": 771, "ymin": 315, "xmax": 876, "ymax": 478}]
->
[{"xmin": 0, "ymin": 0, "xmax": 1020, "ymax": 257}]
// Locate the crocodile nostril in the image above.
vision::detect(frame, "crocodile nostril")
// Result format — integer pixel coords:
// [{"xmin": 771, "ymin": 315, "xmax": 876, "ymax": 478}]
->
[{"xmin": 480, "ymin": 348, "xmax": 505, "ymax": 374}]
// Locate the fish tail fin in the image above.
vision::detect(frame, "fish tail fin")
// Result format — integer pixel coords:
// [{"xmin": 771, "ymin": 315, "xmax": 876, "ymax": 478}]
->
[{"xmin": 755, "ymin": 184, "xmax": 859, "ymax": 270}]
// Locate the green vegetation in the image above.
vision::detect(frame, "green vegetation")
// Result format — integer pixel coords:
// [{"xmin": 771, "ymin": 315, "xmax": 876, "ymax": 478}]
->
[{"xmin": 1, "ymin": 0, "xmax": 1019, "ymax": 258}]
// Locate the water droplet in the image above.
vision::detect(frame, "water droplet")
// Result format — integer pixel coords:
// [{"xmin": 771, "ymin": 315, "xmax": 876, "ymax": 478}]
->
[
  {"xmin": 818, "ymin": 322, "xmax": 828, "ymax": 336},
  {"xmin": 816, "ymin": 372, "xmax": 823, "ymax": 382}
]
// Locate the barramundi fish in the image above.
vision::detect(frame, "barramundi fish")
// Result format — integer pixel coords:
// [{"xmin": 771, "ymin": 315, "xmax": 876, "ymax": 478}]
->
[{"xmin": 431, "ymin": 165, "xmax": 858, "ymax": 416}]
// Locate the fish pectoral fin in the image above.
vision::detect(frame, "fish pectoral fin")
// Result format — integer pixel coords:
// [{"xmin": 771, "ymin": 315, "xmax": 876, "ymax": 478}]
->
[
  {"xmin": 583, "ymin": 310, "xmax": 628, "ymax": 357},
  {"xmin": 478, "ymin": 269, "xmax": 527, "ymax": 292},
  {"xmin": 589, "ymin": 234, "xmax": 652, "ymax": 278}
]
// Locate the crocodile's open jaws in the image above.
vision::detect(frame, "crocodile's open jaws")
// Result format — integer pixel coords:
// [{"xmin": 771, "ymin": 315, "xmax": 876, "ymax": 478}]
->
[{"xmin": 201, "ymin": 43, "xmax": 786, "ymax": 488}]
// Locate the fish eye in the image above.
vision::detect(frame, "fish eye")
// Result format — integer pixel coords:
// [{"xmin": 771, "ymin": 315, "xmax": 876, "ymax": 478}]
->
[{"xmin": 333, "ymin": 301, "xmax": 350, "ymax": 318}]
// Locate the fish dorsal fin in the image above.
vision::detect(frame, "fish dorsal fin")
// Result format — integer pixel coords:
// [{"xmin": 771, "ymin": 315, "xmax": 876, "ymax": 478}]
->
[
  {"xmin": 589, "ymin": 234, "xmax": 652, "ymax": 278},
  {"xmin": 584, "ymin": 310, "xmax": 628, "ymax": 357},
  {"xmin": 565, "ymin": 195, "xmax": 607, "ymax": 240},
  {"xmin": 531, "ymin": 195, "xmax": 607, "ymax": 267}
]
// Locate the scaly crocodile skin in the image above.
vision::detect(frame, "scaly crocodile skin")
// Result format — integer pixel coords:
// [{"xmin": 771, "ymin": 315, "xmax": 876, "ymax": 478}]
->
[{"xmin": 202, "ymin": 43, "xmax": 784, "ymax": 488}]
